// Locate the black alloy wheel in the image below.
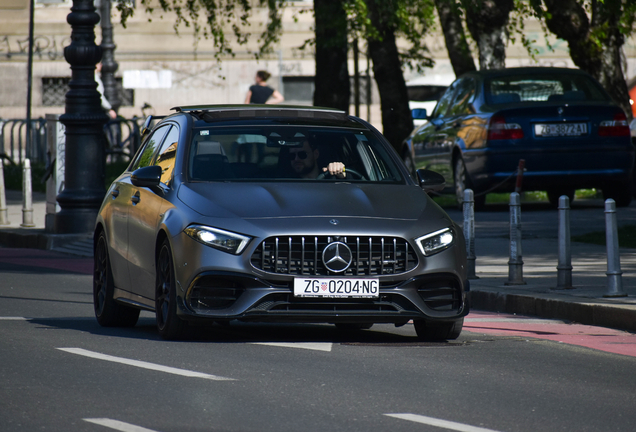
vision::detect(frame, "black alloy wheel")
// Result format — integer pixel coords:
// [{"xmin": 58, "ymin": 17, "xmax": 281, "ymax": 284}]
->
[
  {"xmin": 156, "ymin": 239, "xmax": 187, "ymax": 340},
  {"xmin": 93, "ymin": 231, "xmax": 140, "ymax": 327}
]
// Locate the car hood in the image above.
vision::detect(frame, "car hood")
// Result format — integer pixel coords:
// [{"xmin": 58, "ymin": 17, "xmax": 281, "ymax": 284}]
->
[{"xmin": 178, "ymin": 182, "xmax": 437, "ymax": 221}]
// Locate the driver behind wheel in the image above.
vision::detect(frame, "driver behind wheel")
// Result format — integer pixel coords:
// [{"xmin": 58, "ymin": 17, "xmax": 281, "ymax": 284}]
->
[{"xmin": 288, "ymin": 139, "xmax": 346, "ymax": 179}]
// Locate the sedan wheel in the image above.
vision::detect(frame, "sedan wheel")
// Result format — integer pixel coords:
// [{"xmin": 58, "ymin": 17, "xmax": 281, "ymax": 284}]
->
[
  {"xmin": 603, "ymin": 184, "xmax": 633, "ymax": 207},
  {"xmin": 547, "ymin": 190, "xmax": 575, "ymax": 208},
  {"xmin": 156, "ymin": 239, "xmax": 187, "ymax": 340},
  {"xmin": 93, "ymin": 231, "xmax": 140, "ymax": 327},
  {"xmin": 414, "ymin": 318, "xmax": 463, "ymax": 341},
  {"xmin": 454, "ymin": 158, "xmax": 484, "ymax": 210}
]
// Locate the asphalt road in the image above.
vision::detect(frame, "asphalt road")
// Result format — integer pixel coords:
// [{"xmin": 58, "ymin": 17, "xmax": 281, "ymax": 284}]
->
[{"xmin": 1, "ymin": 250, "xmax": 636, "ymax": 432}]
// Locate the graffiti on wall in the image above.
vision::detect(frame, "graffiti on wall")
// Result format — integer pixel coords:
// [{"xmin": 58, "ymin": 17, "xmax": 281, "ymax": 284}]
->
[{"xmin": 0, "ymin": 35, "xmax": 71, "ymax": 61}]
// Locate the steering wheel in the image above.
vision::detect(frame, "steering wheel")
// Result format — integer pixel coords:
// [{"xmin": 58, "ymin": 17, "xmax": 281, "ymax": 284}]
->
[{"xmin": 316, "ymin": 168, "xmax": 365, "ymax": 180}]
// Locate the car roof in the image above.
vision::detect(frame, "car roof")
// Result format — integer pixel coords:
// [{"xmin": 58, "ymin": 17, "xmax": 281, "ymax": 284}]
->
[
  {"xmin": 169, "ymin": 104, "xmax": 363, "ymax": 129},
  {"xmin": 461, "ymin": 67, "xmax": 594, "ymax": 79}
]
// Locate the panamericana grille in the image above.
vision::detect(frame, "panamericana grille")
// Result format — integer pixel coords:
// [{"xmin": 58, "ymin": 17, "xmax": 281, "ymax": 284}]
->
[{"xmin": 251, "ymin": 236, "xmax": 418, "ymax": 276}]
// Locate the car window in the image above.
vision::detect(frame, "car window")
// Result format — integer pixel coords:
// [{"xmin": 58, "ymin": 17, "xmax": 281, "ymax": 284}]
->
[
  {"xmin": 130, "ymin": 125, "xmax": 171, "ymax": 171},
  {"xmin": 486, "ymin": 73, "xmax": 610, "ymax": 104},
  {"xmin": 447, "ymin": 78, "xmax": 476, "ymax": 116},
  {"xmin": 153, "ymin": 126, "xmax": 180, "ymax": 186},
  {"xmin": 187, "ymin": 126, "xmax": 404, "ymax": 183},
  {"xmin": 430, "ymin": 84, "xmax": 457, "ymax": 118}
]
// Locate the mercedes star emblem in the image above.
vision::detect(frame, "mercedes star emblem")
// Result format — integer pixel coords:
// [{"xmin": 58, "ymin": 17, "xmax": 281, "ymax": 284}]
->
[{"xmin": 322, "ymin": 242, "xmax": 353, "ymax": 273}]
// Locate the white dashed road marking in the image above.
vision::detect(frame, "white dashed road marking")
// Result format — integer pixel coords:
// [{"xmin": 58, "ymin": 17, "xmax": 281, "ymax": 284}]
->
[
  {"xmin": 0, "ymin": 317, "xmax": 29, "ymax": 320},
  {"xmin": 385, "ymin": 413, "xmax": 504, "ymax": 432},
  {"xmin": 84, "ymin": 418, "xmax": 161, "ymax": 432},
  {"xmin": 58, "ymin": 348, "xmax": 235, "ymax": 381},
  {"xmin": 251, "ymin": 342, "xmax": 333, "ymax": 352}
]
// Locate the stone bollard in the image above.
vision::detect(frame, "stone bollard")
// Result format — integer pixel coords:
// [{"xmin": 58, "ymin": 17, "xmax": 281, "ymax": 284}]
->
[
  {"xmin": 506, "ymin": 192, "xmax": 525, "ymax": 285},
  {"xmin": 555, "ymin": 195, "xmax": 573, "ymax": 289},
  {"xmin": 0, "ymin": 161, "xmax": 8, "ymax": 225},
  {"xmin": 21, "ymin": 159, "xmax": 35, "ymax": 228},
  {"xmin": 463, "ymin": 189, "xmax": 478, "ymax": 279},
  {"xmin": 603, "ymin": 199, "xmax": 626, "ymax": 297}
]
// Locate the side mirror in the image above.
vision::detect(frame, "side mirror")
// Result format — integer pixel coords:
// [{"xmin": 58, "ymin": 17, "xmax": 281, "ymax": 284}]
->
[
  {"xmin": 416, "ymin": 169, "xmax": 446, "ymax": 192},
  {"xmin": 411, "ymin": 108, "xmax": 428, "ymax": 120},
  {"xmin": 131, "ymin": 165, "xmax": 162, "ymax": 188}
]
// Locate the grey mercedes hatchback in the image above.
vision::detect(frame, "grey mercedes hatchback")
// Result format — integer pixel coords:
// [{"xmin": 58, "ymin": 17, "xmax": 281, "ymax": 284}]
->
[{"xmin": 93, "ymin": 105, "xmax": 469, "ymax": 340}]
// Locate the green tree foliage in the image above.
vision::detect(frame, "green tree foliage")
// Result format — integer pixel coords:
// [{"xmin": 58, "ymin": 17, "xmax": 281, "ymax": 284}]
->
[
  {"xmin": 529, "ymin": 0, "xmax": 636, "ymax": 118},
  {"xmin": 114, "ymin": 0, "xmax": 284, "ymax": 61}
]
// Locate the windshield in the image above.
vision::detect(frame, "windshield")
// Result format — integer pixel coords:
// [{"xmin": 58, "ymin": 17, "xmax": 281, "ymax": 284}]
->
[
  {"xmin": 187, "ymin": 126, "xmax": 404, "ymax": 183},
  {"xmin": 486, "ymin": 72, "xmax": 610, "ymax": 104}
]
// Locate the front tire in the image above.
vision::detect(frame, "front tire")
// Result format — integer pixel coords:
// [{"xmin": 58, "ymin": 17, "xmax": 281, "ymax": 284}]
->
[
  {"xmin": 454, "ymin": 158, "xmax": 485, "ymax": 210},
  {"xmin": 156, "ymin": 239, "xmax": 187, "ymax": 340},
  {"xmin": 93, "ymin": 231, "xmax": 140, "ymax": 327},
  {"xmin": 414, "ymin": 318, "xmax": 463, "ymax": 341}
]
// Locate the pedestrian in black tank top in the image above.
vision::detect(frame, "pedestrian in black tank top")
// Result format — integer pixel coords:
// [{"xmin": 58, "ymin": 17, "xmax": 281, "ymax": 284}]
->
[{"xmin": 244, "ymin": 70, "xmax": 285, "ymax": 104}]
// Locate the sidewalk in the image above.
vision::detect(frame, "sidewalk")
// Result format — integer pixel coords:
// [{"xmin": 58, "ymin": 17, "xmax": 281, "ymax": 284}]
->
[
  {"xmin": 1, "ymin": 189, "xmax": 635, "ymax": 332},
  {"xmin": 0, "ymin": 189, "xmax": 93, "ymax": 256}
]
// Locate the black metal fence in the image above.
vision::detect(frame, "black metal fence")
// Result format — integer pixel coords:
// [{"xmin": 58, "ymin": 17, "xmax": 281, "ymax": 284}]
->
[{"xmin": 0, "ymin": 117, "xmax": 143, "ymax": 166}]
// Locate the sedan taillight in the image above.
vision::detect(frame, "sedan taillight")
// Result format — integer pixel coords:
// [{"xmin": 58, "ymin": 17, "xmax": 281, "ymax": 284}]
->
[
  {"xmin": 598, "ymin": 112, "xmax": 630, "ymax": 137},
  {"xmin": 487, "ymin": 115, "xmax": 524, "ymax": 140}
]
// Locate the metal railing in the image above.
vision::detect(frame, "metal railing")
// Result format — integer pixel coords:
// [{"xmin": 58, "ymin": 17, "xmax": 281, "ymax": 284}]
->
[
  {"xmin": 0, "ymin": 119, "xmax": 47, "ymax": 165},
  {"xmin": 0, "ymin": 117, "xmax": 143, "ymax": 166}
]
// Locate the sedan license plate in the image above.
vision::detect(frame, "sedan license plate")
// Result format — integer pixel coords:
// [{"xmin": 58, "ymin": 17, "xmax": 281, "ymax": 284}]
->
[
  {"xmin": 294, "ymin": 278, "xmax": 379, "ymax": 298},
  {"xmin": 534, "ymin": 123, "xmax": 587, "ymax": 137}
]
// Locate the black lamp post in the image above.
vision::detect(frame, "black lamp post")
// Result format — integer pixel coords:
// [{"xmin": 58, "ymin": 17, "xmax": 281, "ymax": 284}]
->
[
  {"xmin": 55, "ymin": 0, "xmax": 108, "ymax": 234},
  {"xmin": 100, "ymin": 0, "xmax": 120, "ymax": 111}
]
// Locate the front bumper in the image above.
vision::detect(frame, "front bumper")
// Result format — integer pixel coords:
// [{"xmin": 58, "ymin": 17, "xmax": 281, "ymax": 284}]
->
[{"xmin": 176, "ymin": 271, "xmax": 469, "ymax": 324}]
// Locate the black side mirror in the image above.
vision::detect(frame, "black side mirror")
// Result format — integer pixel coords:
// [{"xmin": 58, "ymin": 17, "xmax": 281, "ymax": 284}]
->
[
  {"xmin": 411, "ymin": 108, "xmax": 428, "ymax": 120},
  {"xmin": 131, "ymin": 165, "xmax": 162, "ymax": 188},
  {"xmin": 416, "ymin": 169, "xmax": 446, "ymax": 192}
]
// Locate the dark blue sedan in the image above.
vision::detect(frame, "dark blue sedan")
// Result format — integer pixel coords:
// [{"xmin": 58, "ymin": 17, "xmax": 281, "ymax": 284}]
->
[{"xmin": 403, "ymin": 67, "xmax": 634, "ymax": 208}]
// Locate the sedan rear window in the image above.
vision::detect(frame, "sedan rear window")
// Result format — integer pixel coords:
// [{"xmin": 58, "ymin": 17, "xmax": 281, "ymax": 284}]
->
[
  {"xmin": 187, "ymin": 127, "xmax": 404, "ymax": 183},
  {"xmin": 486, "ymin": 73, "xmax": 610, "ymax": 104}
]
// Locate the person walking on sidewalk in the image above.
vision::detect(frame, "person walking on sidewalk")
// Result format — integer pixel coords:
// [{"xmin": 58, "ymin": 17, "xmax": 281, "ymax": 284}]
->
[{"xmin": 244, "ymin": 70, "xmax": 284, "ymax": 105}]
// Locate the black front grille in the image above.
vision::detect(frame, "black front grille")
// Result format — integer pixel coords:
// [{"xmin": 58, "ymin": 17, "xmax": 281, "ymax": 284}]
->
[{"xmin": 251, "ymin": 236, "xmax": 418, "ymax": 276}]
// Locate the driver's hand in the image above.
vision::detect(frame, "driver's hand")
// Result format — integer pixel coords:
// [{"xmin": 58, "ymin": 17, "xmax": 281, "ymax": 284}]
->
[{"xmin": 323, "ymin": 162, "xmax": 346, "ymax": 178}]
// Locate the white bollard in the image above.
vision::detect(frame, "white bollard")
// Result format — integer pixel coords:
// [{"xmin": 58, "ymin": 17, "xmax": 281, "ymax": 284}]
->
[
  {"xmin": 506, "ymin": 192, "xmax": 525, "ymax": 285},
  {"xmin": 463, "ymin": 189, "xmax": 478, "ymax": 279},
  {"xmin": 604, "ymin": 199, "xmax": 626, "ymax": 297},
  {"xmin": 555, "ymin": 195, "xmax": 573, "ymax": 289},
  {"xmin": 21, "ymin": 158, "xmax": 35, "ymax": 228},
  {"xmin": 0, "ymin": 160, "xmax": 8, "ymax": 225}
]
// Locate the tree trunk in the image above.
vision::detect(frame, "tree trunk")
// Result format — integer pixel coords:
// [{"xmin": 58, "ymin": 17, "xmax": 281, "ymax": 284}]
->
[
  {"xmin": 313, "ymin": 0, "xmax": 350, "ymax": 112},
  {"xmin": 542, "ymin": 0, "xmax": 632, "ymax": 119},
  {"xmin": 366, "ymin": 0, "xmax": 413, "ymax": 154},
  {"xmin": 435, "ymin": 0, "xmax": 476, "ymax": 77},
  {"xmin": 463, "ymin": 0, "xmax": 514, "ymax": 70}
]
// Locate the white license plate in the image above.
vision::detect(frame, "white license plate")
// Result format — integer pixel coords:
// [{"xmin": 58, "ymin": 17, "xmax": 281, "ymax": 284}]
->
[
  {"xmin": 293, "ymin": 278, "xmax": 379, "ymax": 298},
  {"xmin": 534, "ymin": 123, "xmax": 587, "ymax": 137}
]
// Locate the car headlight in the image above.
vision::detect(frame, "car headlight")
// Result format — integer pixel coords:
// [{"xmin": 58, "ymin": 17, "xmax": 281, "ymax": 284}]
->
[
  {"xmin": 184, "ymin": 225, "xmax": 252, "ymax": 255},
  {"xmin": 415, "ymin": 227, "xmax": 454, "ymax": 256}
]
